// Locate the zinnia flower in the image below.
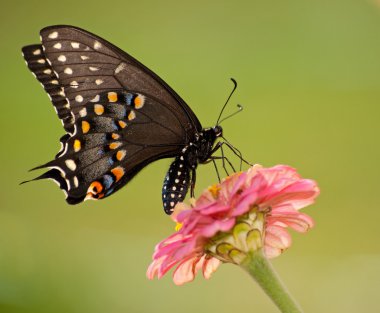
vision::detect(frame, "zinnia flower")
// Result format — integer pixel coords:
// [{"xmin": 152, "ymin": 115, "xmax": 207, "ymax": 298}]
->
[{"xmin": 147, "ymin": 164, "xmax": 319, "ymax": 286}]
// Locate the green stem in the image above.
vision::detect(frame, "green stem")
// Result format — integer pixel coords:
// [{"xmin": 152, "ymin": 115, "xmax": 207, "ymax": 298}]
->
[{"xmin": 240, "ymin": 250, "xmax": 304, "ymax": 313}]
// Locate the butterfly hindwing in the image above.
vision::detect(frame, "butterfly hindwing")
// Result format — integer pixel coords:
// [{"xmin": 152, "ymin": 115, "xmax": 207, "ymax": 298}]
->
[{"xmin": 30, "ymin": 90, "xmax": 189, "ymax": 203}]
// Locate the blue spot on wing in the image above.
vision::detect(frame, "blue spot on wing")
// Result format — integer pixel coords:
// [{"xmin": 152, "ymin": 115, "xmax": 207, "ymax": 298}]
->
[
  {"xmin": 125, "ymin": 93, "xmax": 133, "ymax": 105},
  {"xmin": 103, "ymin": 174, "xmax": 114, "ymax": 189}
]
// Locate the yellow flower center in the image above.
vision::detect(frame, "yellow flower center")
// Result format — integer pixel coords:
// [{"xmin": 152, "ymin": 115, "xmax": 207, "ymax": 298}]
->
[
  {"xmin": 208, "ymin": 184, "xmax": 221, "ymax": 198},
  {"xmin": 175, "ymin": 222, "xmax": 183, "ymax": 231}
]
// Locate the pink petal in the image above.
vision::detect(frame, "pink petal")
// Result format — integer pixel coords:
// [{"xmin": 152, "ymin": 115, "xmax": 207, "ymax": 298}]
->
[
  {"xmin": 200, "ymin": 218, "xmax": 236, "ymax": 237},
  {"xmin": 265, "ymin": 225, "xmax": 292, "ymax": 250},
  {"xmin": 197, "ymin": 203, "xmax": 230, "ymax": 215},
  {"xmin": 259, "ymin": 165, "xmax": 300, "ymax": 185},
  {"xmin": 172, "ymin": 256, "xmax": 201, "ymax": 285},
  {"xmin": 202, "ymin": 257, "xmax": 221, "ymax": 279},
  {"xmin": 219, "ymin": 172, "xmax": 244, "ymax": 201},
  {"xmin": 196, "ymin": 189, "xmax": 216, "ymax": 207},
  {"xmin": 171, "ymin": 202, "xmax": 191, "ymax": 222},
  {"xmin": 232, "ymin": 191, "xmax": 258, "ymax": 216},
  {"xmin": 268, "ymin": 213, "xmax": 314, "ymax": 232},
  {"xmin": 264, "ymin": 245, "xmax": 283, "ymax": 259},
  {"xmin": 264, "ymin": 179, "xmax": 320, "ymax": 210},
  {"xmin": 146, "ymin": 256, "xmax": 164, "ymax": 280}
]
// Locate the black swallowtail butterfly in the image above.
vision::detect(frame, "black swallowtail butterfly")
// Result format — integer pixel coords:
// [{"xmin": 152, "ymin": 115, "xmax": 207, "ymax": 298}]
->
[{"xmin": 22, "ymin": 25, "xmax": 244, "ymax": 214}]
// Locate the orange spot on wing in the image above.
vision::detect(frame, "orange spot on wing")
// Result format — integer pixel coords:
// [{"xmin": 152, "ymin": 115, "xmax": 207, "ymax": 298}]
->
[
  {"xmin": 112, "ymin": 133, "xmax": 120, "ymax": 139},
  {"xmin": 118, "ymin": 120, "xmax": 127, "ymax": 128},
  {"xmin": 94, "ymin": 104, "xmax": 104, "ymax": 115},
  {"xmin": 73, "ymin": 139, "xmax": 81, "ymax": 152},
  {"xmin": 88, "ymin": 181, "xmax": 103, "ymax": 195},
  {"xmin": 134, "ymin": 95, "xmax": 144, "ymax": 109},
  {"xmin": 109, "ymin": 142, "xmax": 122, "ymax": 149},
  {"xmin": 116, "ymin": 150, "xmax": 126, "ymax": 161},
  {"xmin": 128, "ymin": 110, "xmax": 136, "ymax": 121},
  {"xmin": 82, "ymin": 121, "xmax": 90, "ymax": 133},
  {"xmin": 108, "ymin": 92, "xmax": 118, "ymax": 102},
  {"xmin": 111, "ymin": 167, "xmax": 124, "ymax": 182},
  {"xmin": 97, "ymin": 193, "xmax": 105, "ymax": 199}
]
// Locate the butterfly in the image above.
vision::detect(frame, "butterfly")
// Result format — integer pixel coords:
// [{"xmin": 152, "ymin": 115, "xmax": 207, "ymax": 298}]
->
[{"xmin": 22, "ymin": 25, "xmax": 244, "ymax": 214}]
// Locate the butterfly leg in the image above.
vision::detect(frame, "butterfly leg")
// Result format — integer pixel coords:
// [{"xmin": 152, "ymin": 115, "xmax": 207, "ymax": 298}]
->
[
  {"xmin": 190, "ymin": 168, "xmax": 196, "ymax": 198},
  {"xmin": 211, "ymin": 158, "xmax": 221, "ymax": 182},
  {"xmin": 206, "ymin": 142, "xmax": 235, "ymax": 177},
  {"xmin": 221, "ymin": 137, "xmax": 252, "ymax": 170},
  {"xmin": 220, "ymin": 144, "xmax": 236, "ymax": 173}
]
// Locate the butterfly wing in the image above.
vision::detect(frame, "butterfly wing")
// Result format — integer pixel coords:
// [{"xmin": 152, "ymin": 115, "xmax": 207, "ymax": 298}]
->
[{"xmin": 22, "ymin": 25, "xmax": 201, "ymax": 204}]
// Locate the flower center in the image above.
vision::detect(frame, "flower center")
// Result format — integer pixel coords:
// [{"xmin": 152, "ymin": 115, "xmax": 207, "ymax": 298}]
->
[
  {"xmin": 205, "ymin": 206, "xmax": 266, "ymax": 265},
  {"xmin": 208, "ymin": 184, "xmax": 221, "ymax": 198},
  {"xmin": 175, "ymin": 222, "xmax": 183, "ymax": 231}
]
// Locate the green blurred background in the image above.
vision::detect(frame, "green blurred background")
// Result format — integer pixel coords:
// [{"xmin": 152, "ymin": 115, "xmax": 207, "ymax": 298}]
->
[{"xmin": 1, "ymin": 0, "xmax": 379, "ymax": 312}]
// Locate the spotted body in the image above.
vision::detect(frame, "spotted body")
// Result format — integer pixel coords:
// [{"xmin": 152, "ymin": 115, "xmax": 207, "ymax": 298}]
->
[
  {"xmin": 162, "ymin": 127, "xmax": 222, "ymax": 213},
  {"xmin": 162, "ymin": 155, "xmax": 190, "ymax": 213},
  {"xmin": 22, "ymin": 25, "xmax": 223, "ymax": 213}
]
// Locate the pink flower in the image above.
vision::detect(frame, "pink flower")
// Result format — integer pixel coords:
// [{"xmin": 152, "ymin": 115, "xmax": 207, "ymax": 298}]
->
[{"xmin": 147, "ymin": 165, "xmax": 319, "ymax": 285}]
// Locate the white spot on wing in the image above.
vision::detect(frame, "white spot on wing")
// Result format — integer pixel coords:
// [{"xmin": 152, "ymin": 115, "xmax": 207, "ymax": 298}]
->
[
  {"xmin": 37, "ymin": 59, "xmax": 46, "ymax": 64},
  {"xmin": 53, "ymin": 43, "xmax": 62, "ymax": 49},
  {"xmin": 58, "ymin": 55, "xmax": 66, "ymax": 62},
  {"xmin": 75, "ymin": 95, "xmax": 83, "ymax": 102},
  {"xmin": 115, "ymin": 62, "xmax": 127, "ymax": 74},
  {"xmin": 94, "ymin": 41, "xmax": 102, "ymax": 49},
  {"xmin": 73, "ymin": 176, "xmax": 79, "ymax": 188},
  {"xmin": 95, "ymin": 79, "xmax": 103, "ymax": 85},
  {"xmin": 65, "ymin": 159, "xmax": 76, "ymax": 171},
  {"xmin": 48, "ymin": 31, "xmax": 58, "ymax": 39},
  {"xmin": 64, "ymin": 67, "xmax": 73, "ymax": 74},
  {"xmin": 33, "ymin": 49, "xmax": 41, "ymax": 55},
  {"xmin": 43, "ymin": 69, "xmax": 52, "ymax": 75},
  {"xmin": 89, "ymin": 66, "xmax": 99, "ymax": 71},
  {"xmin": 90, "ymin": 95, "xmax": 100, "ymax": 102},
  {"xmin": 79, "ymin": 108, "xmax": 87, "ymax": 117},
  {"xmin": 71, "ymin": 42, "xmax": 80, "ymax": 49},
  {"xmin": 70, "ymin": 81, "xmax": 79, "ymax": 88},
  {"xmin": 81, "ymin": 55, "xmax": 89, "ymax": 60}
]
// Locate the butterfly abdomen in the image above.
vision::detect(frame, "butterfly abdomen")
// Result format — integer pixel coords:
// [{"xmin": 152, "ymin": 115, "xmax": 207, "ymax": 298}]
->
[{"xmin": 162, "ymin": 155, "xmax": 191, "ymax": 214}]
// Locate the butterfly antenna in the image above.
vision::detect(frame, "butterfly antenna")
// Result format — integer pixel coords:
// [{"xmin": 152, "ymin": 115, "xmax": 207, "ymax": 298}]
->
[
  {"xmin": 216, "ymin": 78, "xmax": 238, "ymax": 125},
  {"xmin": 218, "ymin": 104, "xmax": 243, "ymax": 124}
]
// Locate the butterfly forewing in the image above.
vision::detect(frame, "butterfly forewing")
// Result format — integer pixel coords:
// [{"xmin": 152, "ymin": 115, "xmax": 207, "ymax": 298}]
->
[
  {"xmin": 22, "ymin": 44, "xmax": 74, "ymax": 133},
  {"xmin": 39, "ymin": 26, "xmax": 201, "ymax": 133}
]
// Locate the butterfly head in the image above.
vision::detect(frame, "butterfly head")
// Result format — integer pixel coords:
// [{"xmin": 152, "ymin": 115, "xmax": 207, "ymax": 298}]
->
[{"xmin": 213, "ymin": 125, "xmax": 223, "ymax": 138}]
